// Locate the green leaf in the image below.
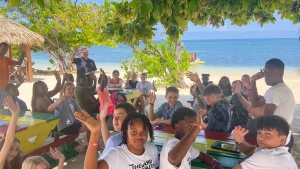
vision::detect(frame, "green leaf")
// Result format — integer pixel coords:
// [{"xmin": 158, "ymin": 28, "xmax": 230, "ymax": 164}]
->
[
  {"xmin": 37, "ymin": 0, "xmax": 45, "ymax": 8},
  {"xmin": 188, "ymin": 0, "xmax": 199, "ymax": 11},
  {"xmin": 11, "ymin": 0, "xmax": 20, "ymax": 6}
]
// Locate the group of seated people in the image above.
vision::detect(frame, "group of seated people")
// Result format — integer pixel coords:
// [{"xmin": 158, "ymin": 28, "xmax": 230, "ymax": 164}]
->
[{"xmin": 0, "ymin": 61, "xmax": 297, "ymax": 168}]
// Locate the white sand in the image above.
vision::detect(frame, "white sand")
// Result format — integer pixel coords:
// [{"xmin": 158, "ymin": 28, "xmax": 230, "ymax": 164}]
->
[{"xmin": 17, "ymin": 67, "xmax": 300, "ymax": 168}]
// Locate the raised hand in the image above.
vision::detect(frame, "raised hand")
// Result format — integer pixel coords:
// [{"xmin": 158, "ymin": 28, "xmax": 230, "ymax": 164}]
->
[
  {"xmin": 152, "ymin": 80, "xmax": 156, "ymax": 85},
  {"xmin": 58, "ymin": 90, "xmax": 65, "ymax": 102},
  {"xmin": 75, "ymin": 110, "xmax": 101, "ymax": 133},
  {"xmin": 197, "ymin": 109, "xmax": 207, "ymax": 130},
  {"xmin": 89, "ymin": 72, "xmax": 97, "ymax": 81},
  {"xmin": 149, "ymin": 91, "xmax": 156, "ymax": 104},
  {"xmin": 251, "ymin": 69, "xmax": 264, "ymax": 81},
  {"xmin": 100, "ymin": 68, "xmax": 106, "ymax": 75},
  {"xmin": 53, "ymin": 71, "xmax": 61, "ymax": 82},
  {"xmin": 186, "ymin": 71, "xmax": 201, "ymax": 83},
  {"xmin": 5, "ymin": 96, "xmax": 20, "ymax": 115},
  {"xmin": 49, "ymin": 147, "xmax": 65, "ymax": 162},
  {"xmin": 233, "ymin": 126, "xmax": 249, "ymax": 144},
  {"xmin": 100, "ymin": 102, "xmax": 109, "ymax": 122}
]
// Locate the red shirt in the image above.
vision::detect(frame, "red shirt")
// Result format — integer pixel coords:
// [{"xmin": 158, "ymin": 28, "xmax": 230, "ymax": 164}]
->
[
  {"xmin": 97, "ymin": 87, "xmax": 114, "ymax": 115},
  {"xmin": 0, "ymin": 56, "xmax": 16, "ymax": 90}
]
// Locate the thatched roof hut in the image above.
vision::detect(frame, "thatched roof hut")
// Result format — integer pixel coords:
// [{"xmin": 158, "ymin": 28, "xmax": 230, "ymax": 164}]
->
[
  {"xmin": 0, "ymin": 16, "xmax": 45, "ymax": 82},
  {"xmin": 0, "ymin": 16, "xmax": 44, "ymax": 46}
]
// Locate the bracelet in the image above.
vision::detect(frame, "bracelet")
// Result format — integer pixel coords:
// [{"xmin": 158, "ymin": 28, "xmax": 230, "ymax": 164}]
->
[
  {"xmin": 149, "ymin": 103, "xmax": 154, "ymax": 105},
  {"xmin": 89, "ymin": 142, "xmax": 99, "ymax": 147},
  {"xmin": 211, "ymin": 160, "xmax": 218, "ymax": 168},
  {"xmin": 194, "ymin": 124, "xmax": 202, "ymax": 130}
]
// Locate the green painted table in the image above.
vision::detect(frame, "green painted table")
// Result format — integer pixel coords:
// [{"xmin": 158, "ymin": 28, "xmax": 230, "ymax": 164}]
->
[
  {"xmin": 0, "ymin": 109, "xmax": 59, "ymax": 153},
  {"xmin": 153, "ymin": 126, "xmax": 257, "ymax": 169}
]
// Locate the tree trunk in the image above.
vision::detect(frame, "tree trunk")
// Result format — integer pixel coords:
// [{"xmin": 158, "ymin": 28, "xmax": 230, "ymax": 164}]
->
[{"xmin": 177, "ymin": 74, "xmax": 188, "ymax": 88}]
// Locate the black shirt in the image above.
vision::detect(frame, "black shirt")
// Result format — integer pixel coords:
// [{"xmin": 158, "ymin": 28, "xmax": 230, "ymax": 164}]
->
[
  {"xmin": 129, "ymin": 80, "xmax": 138, "ymax": 89},
  {"xmin": 73, "ymin": 57, "xmax": 97, "ymax": 76}
]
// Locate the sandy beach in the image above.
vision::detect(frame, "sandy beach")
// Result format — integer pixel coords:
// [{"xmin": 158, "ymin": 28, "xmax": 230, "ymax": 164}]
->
[{"xmin": 16, "ymin": 66, "xmax": 300, "ymax": 168}]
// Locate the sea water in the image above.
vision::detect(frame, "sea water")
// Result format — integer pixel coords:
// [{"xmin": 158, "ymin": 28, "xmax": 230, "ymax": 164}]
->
[{"xmin": 31, "ymin": 38, "xmax": 300, "ymax": 71}]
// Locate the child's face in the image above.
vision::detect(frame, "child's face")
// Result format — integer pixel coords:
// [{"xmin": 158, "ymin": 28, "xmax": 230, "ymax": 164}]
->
[
  {"xmin": 140, "ymin": 75, "xmax": 147, "ymax": 82},
  {"xmin": 37, "ymin": 83, "xmax": 48, "ymax": 95},
  {"xmin": 7, "ymin": 141, "xmax": 19, "ymax": 162},
  {"xmin": 131, "ymin": 73, "xmax": 137, "ymax": 80},
  {"xmin": 113, "ymin": 108, "xmax": 128, "ymax": 131},
  {"xmin": 165, "ymin": 92, "xmax": 179, "ymax": 107},
  {"xmin": 113, "ymin": 72, "xmax": 119, "ymax": 79},
  {"xmin": 257, "ymin": 128, "xmax": 286, "ymax": 149},
  {"xmin": 36, "ymin": 162, "xmax": 49, "ymax": 169},
  {"xmin": 176, "ymin": 115, "xmax": 197, "ymax": 139},
  {"xmin": 64, "ymin": 85, "xmax": 75, "ymax": 98},
  {"xmin": 7, "ymin": 86, "xmax": 19, "ymax": 97},
  {"xmin": 220, "ymin": 77, "xmax": 228, "ymax": 86},
  {"xmin": 241, "ymin": 76, "xmax": 250, "ymax": 88},
  {"xmin": 204, "ymin": 93, "xmax": 221, "ymax": 105},
  {"xmin": 232, "ymin": 81, "xmax": 242, "ymax": 94},
  {"xmin": 126, "ymin": 118, "xmax": 148, "ymax": 154}
]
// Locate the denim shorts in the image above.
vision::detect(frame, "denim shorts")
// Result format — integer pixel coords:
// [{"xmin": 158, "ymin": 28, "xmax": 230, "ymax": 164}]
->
[
  {"xmin": 59, "ymin": 121, "xmax": 82, "ymax": 135},
  {"xmin": 0, "ymin": 90, "xmax": 7, "ymax": 108}
]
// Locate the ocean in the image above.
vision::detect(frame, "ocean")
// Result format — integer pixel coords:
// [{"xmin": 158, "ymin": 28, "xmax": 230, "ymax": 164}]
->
[{"xmin": 31, "ymin": 38, "xmax": 300, "ymax": 72}]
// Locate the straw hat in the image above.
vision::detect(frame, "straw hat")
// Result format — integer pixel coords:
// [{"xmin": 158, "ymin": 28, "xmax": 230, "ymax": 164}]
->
[{"xmin": 0, "ymin": 16, "xmax": 44, "ymax": 46}]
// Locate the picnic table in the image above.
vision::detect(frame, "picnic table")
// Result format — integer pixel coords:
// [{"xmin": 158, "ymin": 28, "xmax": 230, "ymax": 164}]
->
[
  {"xmin": 0, "ymin": 109, "xmax": 59, "ymax": 153},
  {"xmin": 108, "ymin": 88, "xmax": 141, "ymax": 106},
  {"xmin": 153, "ymin": 125, "xmax": 257, "ymax": 169}
]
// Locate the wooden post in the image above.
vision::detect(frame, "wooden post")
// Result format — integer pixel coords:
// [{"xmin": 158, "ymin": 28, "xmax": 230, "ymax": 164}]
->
[
  {"xmin": 8, "ymin": 45, "xmax": 13, "ymax": 73},
  {"xmin": 25, "ymin": 45, "xmax": 33, "ymax": 82},
  {"xmin": 8, "ymin": 45, "xmax": 12, "ymax": 59}
]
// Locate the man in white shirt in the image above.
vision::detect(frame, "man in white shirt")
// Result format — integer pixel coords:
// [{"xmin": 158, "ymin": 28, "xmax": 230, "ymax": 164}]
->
[
  {"xmin": 250, "ymin": 58, "xmax": 295, "ymax": 151},
  {"xmin": 160, "ymin": 107, "xmax": 223, "ymax": 169}
]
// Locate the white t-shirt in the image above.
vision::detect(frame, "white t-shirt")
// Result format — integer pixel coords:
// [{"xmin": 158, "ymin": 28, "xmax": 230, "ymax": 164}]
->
[
  {"xmin": 264, "ymin": 83, "xmax": 295, "ymax": 125},
  {"xmin": 264, "ymin": 83, "xmax": 295, "ymax": 144},
  {"xmin": 99, "ymin": 133, "xmax": 123, "ymax": 159},
  {"xmin": 102, "ymin": 142, "xmax": 159, "ymax": 169},
  {"xmin": 160, "ymin": 137, "xmax": 200, "ymax": 169},
  {"xmin": 241, "ymin": 147, "xmax": 297, "ymax": 169},
  {"xmin": 136, "ymin": 81, "xmax": 153, "ymax": 94}
]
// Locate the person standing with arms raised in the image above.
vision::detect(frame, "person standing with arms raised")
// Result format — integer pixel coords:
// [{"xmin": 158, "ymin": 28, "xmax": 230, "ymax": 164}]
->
[
  {"xmin": 68, "ymin": 47, "xmax": 97, "ymax": 87},
  {"xmin": 250, "ymin": 58, "xmax": 295, "ymax": 151},
  {"xmin": 0, "ymin": 42, "xmax": 26, "ymax": 109}
]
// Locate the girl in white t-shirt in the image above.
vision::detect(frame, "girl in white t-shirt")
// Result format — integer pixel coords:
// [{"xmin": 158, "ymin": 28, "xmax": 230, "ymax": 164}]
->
[
  {"xmin": 136, "ymin": 73, "xmax": 157, "ymax": 107},
  {"xmin": 75, "ymin": 112, "xmax": 159, "ymax": 169}
]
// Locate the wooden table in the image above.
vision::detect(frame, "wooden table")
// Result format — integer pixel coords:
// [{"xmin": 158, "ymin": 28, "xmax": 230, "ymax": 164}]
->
[
  {"xmin": 0, "ymin": 109, "xmax": 59, "ymax": 153},
  {"xmin": 153, "ymin": 126, "xmax": 257, "ymax": 169}
]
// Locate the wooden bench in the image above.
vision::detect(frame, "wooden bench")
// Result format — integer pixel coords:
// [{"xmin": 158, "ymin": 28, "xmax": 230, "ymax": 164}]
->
[{"xmin": 22, "ymin": 132, "xmax": 79, "ymax": 168}]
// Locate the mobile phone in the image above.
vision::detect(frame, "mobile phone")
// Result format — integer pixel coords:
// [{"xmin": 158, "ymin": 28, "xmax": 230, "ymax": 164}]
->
[
  {"xmin": 211, "ymin": 141, "xmax": 240, "ymax": 153},
  {"xmin": 155, "ymin": 124, "xmax": 166, "ymax": 129}
]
